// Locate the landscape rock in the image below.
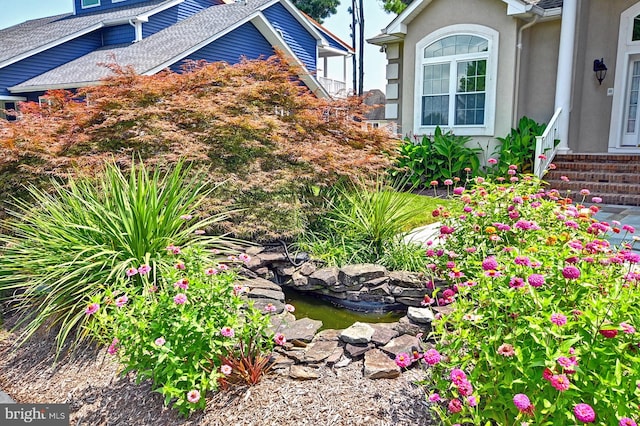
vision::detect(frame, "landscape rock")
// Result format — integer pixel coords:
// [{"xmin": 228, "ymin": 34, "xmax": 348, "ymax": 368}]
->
[
  {"xmin": 257, "ymin": 252, "xmax": 288, "ymax": 263},
  {"xmin": 390, "ymin": 286, "xmax": 428, "ymax": 297},
  {"xmin": 396, "ymin": 297, "xmax": 426, "ymax": 307},
  {"xmin": 270, "ymin": 354, "xmax": 295, "ymax": 369},
  {"xmin": 289, "ymin": 365, "xmax": 320, "ymax": 380},
  {"xmin": 363, "ymin": 349, "xmax": 401, "ymax": 379},
  {"xmin": 0, "ymin": 390, "xmax": 15, "ymax": 404},
  {"xmin": 388, "ymin": 270, "xmax": 424, "ymax": 288},
  {"xmin": 381, "ymin": 334, "xmax": 420, "ymax": 358},
  {"xmin": 313, "ymin": 329, "xmax": 342, "ymax": 341},
  {"xmin": 325, "ymin": 347, "xmax": 344, "ymax": 364},
  {"xmin": 247, "ymin": 287, "xmax": 285, "ymax": 301},
  {"xmin": 370, "ymin": 325, "xmax": 399, "ymax": 346},
  {"xmin": 269, "ymin": 312, "xmax": 296, "ymax": 332},
  {"xmin": 244, "ymin": 277, "xmax": 282, "ymax": 292},
  {"xmin": 345, "ymin": 343, "xmax": 375, "ymax": 358},
  {"xmin": 339, "ymin": 264, "xmax": 387, "ymax": 288},
  {"xmin": 308, "ymin": 267, "xmax": 340, "ymax": 288},
  {"xmin": 298, "ymin": 262, "xmax": 317, "ymax": 276},
  {"xmin": 334, "ymin": 355, "xmax": 351, "ymax": 368},
  {"xmin": 277, "ymin": 266, "xmax": 296, "ymax": 276},
  {"xmin": 407, "ymin": 307, "xmax": 435, "ymax": 324},
  {"xmin": 251, "ymin": 299, "xmax": 285, "ymax": 314},
  {"xmin": 340, "ymin": 322, "xmax": 375, "ymax": 344},
  {"xmin": 394, "ymin": 316, "xmax": 430, "ymax": 336},
  {"xmin": 304, "ymin": 340, "xmax": 339, "ymax": 363},
  {"xmin": 368, "ymin": 282, "xmax": 391, "ymax": 295},
  {"xmin": 279, "ymin": 317, "xmax": 323, "ymax": 342},
  {"xmin": 432, "ymin": 304, "xmax": 456, "ymax": 317},
  {"xmin": 245, "ymin": 246, "xmax": 265, "ymax": 256}
]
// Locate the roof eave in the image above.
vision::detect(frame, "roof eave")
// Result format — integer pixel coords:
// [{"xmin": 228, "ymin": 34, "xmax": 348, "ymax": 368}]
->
[
  {"xmin": 367, "ymin": 33, "xmax": 404, "ymax": 46},
  {"xmin": 8, "ymin": 80, "xmax": 101, "ymax": 93}
]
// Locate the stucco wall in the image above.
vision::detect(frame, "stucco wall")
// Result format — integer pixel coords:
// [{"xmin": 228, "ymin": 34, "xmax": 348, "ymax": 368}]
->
[
  {"xmin": 517, "ymin": 20, "xmax": 560, "ymax": 125},
  {"xmin": 401, "ymin": 0, "xmax": 518, "ymax": 152},
  {"xmin": 571, "ymin": 0, "xmax": 638, "ymax": 152}
]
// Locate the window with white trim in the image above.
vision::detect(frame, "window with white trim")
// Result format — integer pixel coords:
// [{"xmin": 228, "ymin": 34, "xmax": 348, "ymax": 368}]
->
[
  {"xmin": 81, "ymin": 0, "xmax": 100, "ymax": 8},
  {"xmin": 415, "ymin": 25, "xmax": 498, "ymax": 136}
]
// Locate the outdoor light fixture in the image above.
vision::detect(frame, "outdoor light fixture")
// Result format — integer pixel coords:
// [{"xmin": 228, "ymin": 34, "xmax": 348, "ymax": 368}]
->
[{"xmin": 593, "ymin": 58, "xmax": 607, "ymax": 85}]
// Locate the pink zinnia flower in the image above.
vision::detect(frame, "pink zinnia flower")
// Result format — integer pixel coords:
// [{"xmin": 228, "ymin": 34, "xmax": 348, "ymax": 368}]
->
[
  {"xmin": 513, "ymin": 393, "xmax": 532, "ymax": 412},
  {"xmin": 221, "ymin": 365, "xmax": 232, "ymax": 376},
  {"xmin": 174, "ymin": 278, "xmax": 189, "ymax": 290},
  {"xmin": 620, "ymin": 322, "xmax": 636, "ymax": 334},
  {"xmin": 186, "ymin": 389, "xmax": 200, "ymax": 404},
  {"xmin": 115, "ymin": 295, "xmax": 128, "ymax": 308},
  {"xmin": 557, "ymin": 356, "xmax": 577, "ymax": 369},
  {"xmin": 428, "ymin": 393, "xmax": 442, "ymax": 402},
  {"xmin": 551, "ymin": 313, "xmax": 567, "ymax": 326},
  {"xmin": 444, "ymin": 179, "xmax": 453, "ymax": 186},
  {"xmin": 264, "ymin": 303, "xmax": 277, "ymax": 313},
  {"xmin": 395, "ymin": 352, "xmax": 412, "ymax": 368},
  {"xmin": 85, "ymin": 303, "xmax": 99, "ymax": 315},
  {"xmin": 423, "ymin": 349, "xmax": 441, "ymax": 366},
  {"xmin": 155, "ymin": 337, "xmax": 166, "ymax": 346},
  {"xmin": 619, "ymin": 418, "xmax": 637, "ymax": 426},
  {"xmin": 497, "ymin": 343, "xmax": 515, "ymax": 357},
  {"xmin": 173, "ymin": 293, "xmax": 187, "ymax": 305},
  {"xmin": 562, "ymin": 265, "xmax": 581, "ymax": 280},
  {"xmin": 450, "ymin": 368, "xmax": 467, "ymax": 385},
  {"xmin": 137, "ymin": 264, "xmax": 151, "ymax": 275},
  {"xmin": 482, "ymin": 256, "xmax": 498, "ymax": 271},
  {"xmin": 591, "ymin": 196, "xmax": 602, "ymax": 203},
  {"xmin": 574, "ymin": 403, "xmax": 596, "ymax": 423},
  {"xmin": 448, "ymin": 398, "xmax": 462, "ymax": 413},
  {"xmin": 125, "ymin": 267, "xmax": 138, "ymax": 277},
  {"xmin": 527, "ymin": 274, "xmax": 544, "ymax": 287},
  {"xmin": 205, "ymin": 267, "xmax": 218, "ymax": 276},
  {"xmin": 107, "ymin": 338, "xmax": 119, "ymax": 355},
  {"xmin": 487, "ymin": 158, "xmax": 498, "ymax": 165},
  {"xmin": 550, "ymin": 374, "xmax": 570, "ymax": 391},
  {"xmin": 599, "ymin": 328, "xmax": 618, "ymax": 338},
  {"xmin": 580, "ymin": 189, "xmax": 591, "ymax": 196},
  {"xmin": 174, "ymin": 262, "xmax": 186, "ymax": 270},
  {"xmin": 220, "ymin": 326, "xmax": 235, "ymax": 338},
  {"xmin": 467, "ymin": 396, "xmax": 478, "ymax": 407},
  {"xmin": 509, "ymin": 277, "xmax": 525, "ymax": 289},
  {"xmin": 430, "ymin": 180, "xmax": 438, "ymax": 186},
  {"xmin": 456, "ymin": 380, "xmax": 473, "ymax": 396},
  {"xmin": 285, "ymin": 304, "xmax": 295, "ymax": 312},
  {"xmin": 238, "ymin": 253, "xmax": 251, "ymax": 263},
  {"xmin": 453, "ymin": 187, "xmax": 465, "ymax": 195},
  {"xmin": 274, "ymin": 333, "xmax": 286, "ymax": 346}
]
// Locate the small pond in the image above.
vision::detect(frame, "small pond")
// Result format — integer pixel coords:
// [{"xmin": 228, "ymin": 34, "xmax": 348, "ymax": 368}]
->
[{"xmin": 282, "ymin": 287, "xmax": 405, "ymax": 331}]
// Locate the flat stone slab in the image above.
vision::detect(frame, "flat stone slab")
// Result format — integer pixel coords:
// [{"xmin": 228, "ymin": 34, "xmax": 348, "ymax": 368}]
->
[
  {"xmin": 251, "ymin": 299, "xmax": 285, "ymax": 314},
  {"xmin": 370, "ymin": 324, "xmax": 399, "ymax": 346},
  {"xmin": 364, "ymin": 349, "xmax": 401, "ymax": 379},
  {"xmin": 289, "ymin": 365, "xmax": 320, "ymax": 380},
  {"xmin": 340, "ymin": 322, "xmax": 375, "ymax": 344},
  {"xmin": 0, "ymin": 390, "xmax": 15, "ymax": 404},
  {"xmin": 388, "ymin": 270, "xmax": 424, "ymax": 288},
  {"xmin": 345, "ymin": 343, "xmax": 374, "ymax": 358},
  {"xmin": 339, "ymin": 264, "xmax": 387, "ymax": 288},
  {"xmin": 244, "ymin": 277, "xmax": 283, "ymax": 291},
  {"xmin": 304, "ymin": 340, "xmax": 339, "ymax": 363},
  {"xmin": 308, "ymin": 267, "xmax": 340, "ymax": 288},
  {"xmin": 325, "ymin": 347, "xmax": 344, "ymax": 364},
  {"xmin": 381, "ymin": 334, "xmax": 420, "ymax": 358},
  {"xmin": 247, "ymin": 287, "xmax": 285, "ymax": 301},
  {"xmin": 407, "ymin": 307, "xmax": 435, "ymax": 324},
  {"xmin": 270, "ymin": 354, "xmax": 295, "ymax": 369},
  {"xmin": 280, "ymin": 317, "xmax": 323, "ymax": 342},
  {"xmin": 313, "ymin": 329, "xmax": 343, "ymax": 341}
]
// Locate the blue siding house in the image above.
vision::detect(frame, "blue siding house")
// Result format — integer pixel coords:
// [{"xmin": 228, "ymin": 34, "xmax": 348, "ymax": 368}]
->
[{"xmin": 0, "ymin": 0, "xmax": 353, "ymax": 117}]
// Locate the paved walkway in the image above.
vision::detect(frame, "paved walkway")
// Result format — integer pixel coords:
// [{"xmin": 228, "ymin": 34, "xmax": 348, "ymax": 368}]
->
[{"xmin": 406, "ymin": 204, "xmax": 640, "ymax": 252}]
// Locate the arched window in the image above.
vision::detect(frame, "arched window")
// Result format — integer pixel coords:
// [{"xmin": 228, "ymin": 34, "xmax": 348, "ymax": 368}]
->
[
  {"xmin": 633, "ymin": 15, "xmax": 640, "ymax": 41},
  {"xmin": 414, "ymin": 25, "xmax": 498, "ymax": 136}
]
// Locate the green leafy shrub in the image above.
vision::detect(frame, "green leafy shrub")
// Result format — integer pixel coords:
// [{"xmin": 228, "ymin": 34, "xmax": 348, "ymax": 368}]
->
[
  {"xmin": 0, "ymin": 160, "xmax": 232, "ymax": 355},
  {"xmin": 89, "ymin": 247, "xmax": 274, "ymax": 417},
  {"xmin": 491, "ymin": 116, "xmax": 546, "ymax": 175},
  {"xmin": 297, "ymin": 178, "xmax": 429, "ymax": 270},
  {"xmin": 417, "ymin": 174, "xmax": 640, "ymax": 425},
  {"xmin": 391, "ymin": 126, "xmax": 481, "ymax": 188}
]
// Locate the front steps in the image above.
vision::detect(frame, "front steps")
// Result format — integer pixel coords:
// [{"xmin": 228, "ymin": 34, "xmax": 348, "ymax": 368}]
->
[{"xmin": 544, "ymin": 153, "xmax": 640, "ymax": 206}]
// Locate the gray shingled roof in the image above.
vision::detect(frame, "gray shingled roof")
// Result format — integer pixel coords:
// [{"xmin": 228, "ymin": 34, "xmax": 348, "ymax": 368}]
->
[
  {"xmin": 11, "ymin": 0, "xmax": 277, "ymax": 91},
  {"xmin": 0, "ymin": 0, "xmax": 172, "ymax": 65},
  {"xmin": 525, "ymin": 0, "xmax": 563, "ymax": 8}
]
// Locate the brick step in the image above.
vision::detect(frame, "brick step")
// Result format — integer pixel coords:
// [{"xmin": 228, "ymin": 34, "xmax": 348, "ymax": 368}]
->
[
  {"xmin": 545, "ymin": 170, "xmax": 640, "ymax": 185},
  {"xmin": 550, "ymin": 161, "xmax": 640, "ymax": 174},
  {"xmin": 543, "ymin": 186, "xmax": 640, "ymax": 206},
  {"xmin": 554, "ymin": 153, "xmax": 640, "ymax": 163},
  {"xmin": 545, "ymin": 180, "xmax": 640, "ymax": 196}
]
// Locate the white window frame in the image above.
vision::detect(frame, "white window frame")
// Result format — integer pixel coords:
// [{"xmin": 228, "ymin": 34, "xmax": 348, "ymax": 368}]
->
[
  {"xmin": 112, "ymin": 0, "xmax": 126, "ymax": 3},
  {"xmin": 81, "ymin": 0, "xmax": 101, "ymax": 9},
  {"xmin": 414, "ymin": 24, "xmax": 498, "ymax": 136}
]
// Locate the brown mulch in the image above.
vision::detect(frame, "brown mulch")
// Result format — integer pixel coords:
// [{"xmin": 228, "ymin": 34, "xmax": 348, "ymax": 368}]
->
[{"xmin": 0, "ymin": 314, "xmax": 436, "ymax": 426}]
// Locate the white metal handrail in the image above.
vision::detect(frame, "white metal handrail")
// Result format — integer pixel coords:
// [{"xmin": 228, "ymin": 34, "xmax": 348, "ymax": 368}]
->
[
  {"xmin": 318, "ymin": 76, "xmax": 347, "ymax": 98},
  {"xmin": 534, "ymin": 107, "xmax": 562, "ymax": 178}
]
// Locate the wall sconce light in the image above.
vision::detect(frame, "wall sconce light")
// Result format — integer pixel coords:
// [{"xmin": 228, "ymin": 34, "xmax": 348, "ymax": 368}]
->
[
  {"xmin": 379, "ymin": 44, "xmax": 387, "ymax": 53},
  {"xmin": 593, "ymin": 58, "xmax": 607, "ymax": 85}
]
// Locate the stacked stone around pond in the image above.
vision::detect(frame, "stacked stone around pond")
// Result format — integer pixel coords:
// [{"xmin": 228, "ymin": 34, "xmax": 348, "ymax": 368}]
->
[{"xmin": 243, "ymin": 246, "xmax": 447, "ymax": 310}]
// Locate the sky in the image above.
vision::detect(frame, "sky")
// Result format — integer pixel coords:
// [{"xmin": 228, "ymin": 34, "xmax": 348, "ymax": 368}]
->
[{"xmin": 0, "ymin": 0, "xmax": 394, "ymax": 90}]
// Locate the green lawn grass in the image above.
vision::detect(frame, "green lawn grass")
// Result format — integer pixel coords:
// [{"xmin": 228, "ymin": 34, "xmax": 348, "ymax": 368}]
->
[{"xmin": 397, "ymin": 192, "xmax": 461, "ymax": 231}]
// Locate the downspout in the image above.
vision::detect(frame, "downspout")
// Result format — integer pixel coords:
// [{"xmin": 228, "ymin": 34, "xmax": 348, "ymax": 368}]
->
[
  {"xmin": 129, "ymin": 19, "xmax": 143, "ymax": 42},
  {"xmin": 513, "ymin": 15, "xmax": 539, "ymax": 126},
  {"xmin": 554, "ymin": 0, "xmax": 578, "ymax": 153}
]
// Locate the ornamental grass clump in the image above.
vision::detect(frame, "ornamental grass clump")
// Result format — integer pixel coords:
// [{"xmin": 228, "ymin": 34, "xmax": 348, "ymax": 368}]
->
[
  {"xmin": 0, "ymin": 159, "xmax": 233, "ymax": 356},
  {"xmin": 417, "ymin": 171, "xmax": 640, "ymax": 425},
  {"xmin": 88, "ymin": 246, "xmax": 274, "ymax": 417}
]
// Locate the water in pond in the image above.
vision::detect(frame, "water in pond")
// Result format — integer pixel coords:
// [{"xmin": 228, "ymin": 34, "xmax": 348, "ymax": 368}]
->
[{"xmin": 282, "ymin": 287, "xmax": 405, "ymax": 331}]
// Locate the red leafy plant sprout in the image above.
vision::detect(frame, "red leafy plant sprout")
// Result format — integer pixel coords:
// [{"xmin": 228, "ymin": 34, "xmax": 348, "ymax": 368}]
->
[{"xmin": 415, "ymin": 170, "xmax": 640, "ymax": 425}]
